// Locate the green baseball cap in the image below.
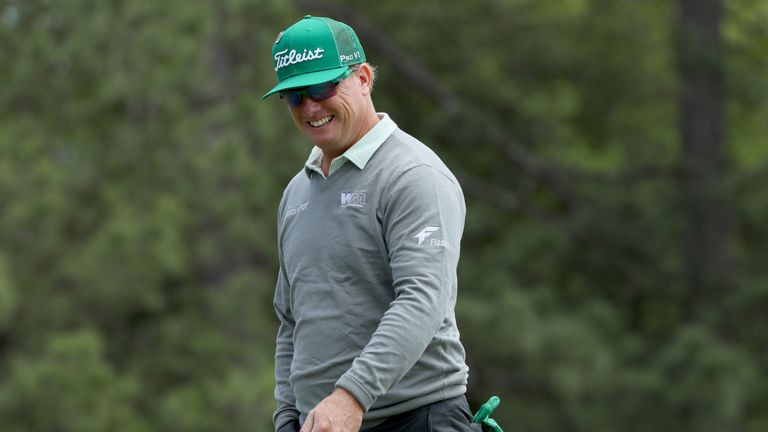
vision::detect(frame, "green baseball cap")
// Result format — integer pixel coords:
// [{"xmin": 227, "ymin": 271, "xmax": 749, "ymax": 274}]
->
[{"xmin": 262, "ymin": 15, "xmax": 367, "ymax": 99}]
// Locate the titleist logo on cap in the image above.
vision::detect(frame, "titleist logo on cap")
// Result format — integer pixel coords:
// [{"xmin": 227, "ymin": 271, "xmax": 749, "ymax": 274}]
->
[{"xmin": 274, "ymin": 48, "xmax": 325, "ymax": 72}]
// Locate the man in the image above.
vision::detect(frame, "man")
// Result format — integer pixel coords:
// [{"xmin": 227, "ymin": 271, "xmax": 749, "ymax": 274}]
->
[{"xmin": 264, "ymin": 15, "xmax": 479, "ymax": 432}]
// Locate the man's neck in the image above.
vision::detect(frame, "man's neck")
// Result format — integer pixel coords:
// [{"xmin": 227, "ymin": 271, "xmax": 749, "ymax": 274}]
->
[{"xmin": 321, "ymin": 154, "xmax": 333, "ymax": 176}]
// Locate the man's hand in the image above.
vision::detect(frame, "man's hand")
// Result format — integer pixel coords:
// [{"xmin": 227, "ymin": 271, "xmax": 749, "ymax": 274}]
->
[{"xmin": 300, "ymin": 388, "xmax": 363, "ymax": 432}]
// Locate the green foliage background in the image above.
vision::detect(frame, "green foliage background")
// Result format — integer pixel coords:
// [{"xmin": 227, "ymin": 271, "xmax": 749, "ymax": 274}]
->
[{"xmin": 1, "ymin": 0, "xmax": 766, "ymax": 431}]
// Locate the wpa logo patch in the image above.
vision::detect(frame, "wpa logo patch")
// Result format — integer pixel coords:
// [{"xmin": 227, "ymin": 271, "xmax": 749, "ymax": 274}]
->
[{"xmin": 340, "ymin": 192, "xmax": 366, "ymax": 208}]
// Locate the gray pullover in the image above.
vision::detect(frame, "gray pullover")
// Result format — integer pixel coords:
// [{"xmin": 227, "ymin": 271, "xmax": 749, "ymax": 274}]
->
[{"xmin": 273, "ymin": 124, "xmax": 469, "ymax": 431}]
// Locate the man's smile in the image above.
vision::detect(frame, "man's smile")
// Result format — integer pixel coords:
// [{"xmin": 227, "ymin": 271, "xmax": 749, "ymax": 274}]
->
[{"xmin": 308, "ymin": 115, "xmax": 334, "ymax": 128}]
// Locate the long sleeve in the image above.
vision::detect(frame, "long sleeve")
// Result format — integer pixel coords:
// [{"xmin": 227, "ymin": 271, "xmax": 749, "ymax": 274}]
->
[
  {"xmin": 335, "ymin": 164, "xmax": 465, "ymax": 410},
  {"xmin": 273, "ymin": 191, "xmax": 300, "ymax": 432},
  {"xmin": 273, "ymin": 265, "xmax": 300, "ymax": 431}
]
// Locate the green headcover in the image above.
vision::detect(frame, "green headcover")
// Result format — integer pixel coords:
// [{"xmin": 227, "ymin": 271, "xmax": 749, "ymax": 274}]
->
[{"xmin": 472, "ymin": 396, "xmax": 504, "ymax": 432}]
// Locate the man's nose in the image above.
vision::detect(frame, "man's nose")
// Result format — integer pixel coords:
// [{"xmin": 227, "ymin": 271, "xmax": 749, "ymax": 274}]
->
[{"xmin": 301, "ymin": 97, "xmax": 322, "ymax": 116}]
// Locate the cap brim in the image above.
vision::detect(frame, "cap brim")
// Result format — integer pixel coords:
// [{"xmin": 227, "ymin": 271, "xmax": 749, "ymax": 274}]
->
[{"xmin": 262, "ymin": 66, "xmax": 349, "ymax": 99}]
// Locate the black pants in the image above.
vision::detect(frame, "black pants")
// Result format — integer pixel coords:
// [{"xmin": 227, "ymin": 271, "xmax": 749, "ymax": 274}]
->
[{"xmin": 362, "ymin": 396, "xmax": 482, "ymax": 432}]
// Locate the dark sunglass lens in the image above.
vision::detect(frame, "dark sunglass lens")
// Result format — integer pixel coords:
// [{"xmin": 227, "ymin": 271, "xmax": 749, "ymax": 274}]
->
[
  {"xmin": 307, "ymin": 82, "xmax": 337, "ymax": 102},
  {"xmin": 283, "ymin": 91, "xmax": 303, "ymax": 107}
]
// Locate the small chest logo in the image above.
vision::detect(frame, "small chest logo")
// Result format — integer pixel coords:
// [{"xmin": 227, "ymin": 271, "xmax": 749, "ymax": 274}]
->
[
  {"xmin": 286, "ymin": 201, "xmax": 309, "ymax": 217},
  {"xmin": 341, "ymin": 192, "xmax": 367, "ymax": 208}
]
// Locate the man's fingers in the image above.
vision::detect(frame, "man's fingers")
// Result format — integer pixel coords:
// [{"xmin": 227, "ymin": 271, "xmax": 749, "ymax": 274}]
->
[
  {"xmin": 299, "ymin": 411, "xmax": 314, "ymax": 432},
  {"xmin": 313, "ymin": 413, "xmax": 333, "ymax": 432}
]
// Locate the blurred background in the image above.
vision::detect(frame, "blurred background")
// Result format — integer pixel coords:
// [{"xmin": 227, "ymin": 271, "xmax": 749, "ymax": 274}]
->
[{"xmin": 1, "ymin": 0, "xmax": 767, "ymax": 430}]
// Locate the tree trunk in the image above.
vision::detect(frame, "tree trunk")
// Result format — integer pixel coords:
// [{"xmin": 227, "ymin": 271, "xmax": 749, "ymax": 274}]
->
[{"xmin": 676, "ymin": 0, "xmax": 731, "ymax": 316}]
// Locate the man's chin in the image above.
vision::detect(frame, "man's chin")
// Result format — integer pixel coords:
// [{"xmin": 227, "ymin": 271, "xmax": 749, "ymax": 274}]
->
[
  {"xmin": 305, "ymin": 129, "xmax": 339, "ymax": 149},
  {"xmin": 308, "ymin": 136, "xmax": 335, "ymax": 149}
]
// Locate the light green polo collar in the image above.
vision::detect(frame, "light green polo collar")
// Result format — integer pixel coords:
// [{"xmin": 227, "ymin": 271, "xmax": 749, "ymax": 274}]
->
[{"xmin": 304, "ymin": 113, "xmax": 397, "ymax": 178}]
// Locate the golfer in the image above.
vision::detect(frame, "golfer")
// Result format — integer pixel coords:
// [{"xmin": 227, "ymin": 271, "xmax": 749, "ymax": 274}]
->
[{"xmin": 264, "ymin": 15, "xmax": 478, "ymax": 432}]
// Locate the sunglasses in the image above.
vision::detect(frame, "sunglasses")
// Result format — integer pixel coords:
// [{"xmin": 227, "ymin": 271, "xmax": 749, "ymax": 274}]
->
[{"xmin": 279, "ymin": 67, "xmax": 355, "ymax": 108}]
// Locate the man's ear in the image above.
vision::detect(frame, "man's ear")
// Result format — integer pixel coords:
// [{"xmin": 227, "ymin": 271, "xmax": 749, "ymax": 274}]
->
[{"xmin": 355, "ymin": 63, "xmax": 374, "ymax": 96}]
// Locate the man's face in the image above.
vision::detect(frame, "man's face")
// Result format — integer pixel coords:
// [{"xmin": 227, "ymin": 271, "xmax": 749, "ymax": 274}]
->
[{"xmin": 286, "ymin": 68, "xmax": 371, "ymax": 156}]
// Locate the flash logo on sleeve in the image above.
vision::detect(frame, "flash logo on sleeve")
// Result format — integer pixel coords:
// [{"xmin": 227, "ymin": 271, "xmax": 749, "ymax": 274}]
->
[{"xmin": 414, "ymin": 226, "xmax": 440, "ymax": 245}]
